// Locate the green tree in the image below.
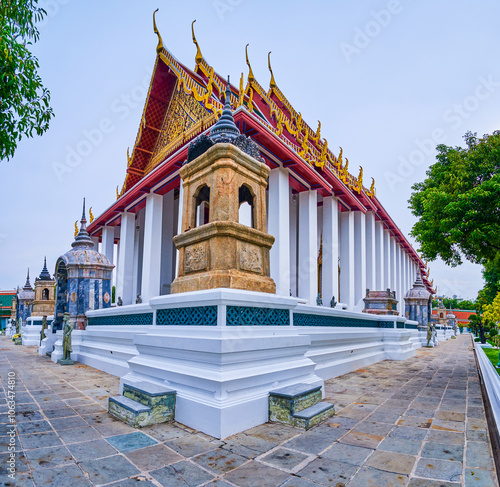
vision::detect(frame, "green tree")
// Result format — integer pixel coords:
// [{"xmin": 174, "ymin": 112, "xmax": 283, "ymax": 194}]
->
[
  {"xmin": 0, "ymin": 0, "xmax": 53, "ymax": 160},
  {"xmin": 409, "ymin": 131, "xmax": 500, "ymax": 267}
]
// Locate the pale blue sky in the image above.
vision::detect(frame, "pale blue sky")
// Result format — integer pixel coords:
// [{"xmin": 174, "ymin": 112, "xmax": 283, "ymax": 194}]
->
[{"xmin": 1, "ymin": 0, "xmax": 499, "ymax": 300}]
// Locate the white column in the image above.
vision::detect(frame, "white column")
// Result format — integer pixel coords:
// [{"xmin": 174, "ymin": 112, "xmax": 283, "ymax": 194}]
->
[
  {"xmin": 340, "ymin": 210, "xmax": 355, "ymax": 308},
  {"xmin": 383, "ymin": 229, "xmax": 391, "ymax": 289},
  {"xmin": 269, "ymin": 167, "xmax": 291, "ymax": 296},
  {"xmin": 395, "ymin": 244, "xmax": 402, "ymax": 314},
  {"xmin": 322, "ymin": 196, "xmax": 339, "ymax": 305},
  {"xmin": 289, "ymin": 193, "xmax": 298, "ymax": 297},
  {"xmin": 91, "ymin": 236, "xmax": 100, "ymax": 252},
  {"xmin": 375, "ymin": 221, "xmax": 384, "ymax": 290},
  {"xmin": 141, "ymin": 193, "xmax": 163, "ymax": 302},
  {"xmin": 390, "ymin": 236, "xmax": 397, "ymax": 292},
  {"xmin": 298, "ymin": 190, "xmax": 318, "ymax": 304},
  {"xmin": 365, "ymin": 211, "xmax": 376, "ymax": 292},
  {"xmin": 175, "ymin": 183, "xmax": 183, "ymax": 278},
  {"xmin": 353, "ymin": 212, "xmax": 367, "ymax": 307},
  {"xmin": 116, "ymin": 212, "xmax": 135, "ymax": 305},
  {"xmin": 160, "ymin": 190, "xmax": 176, "ymax": 295},
  {"xmin": 101, "ymin": 227, "xmax": 115, "ymax": 263},
  {"xmin": 132, "ymin": 211, "xmax": 145, "ymax": 300}
]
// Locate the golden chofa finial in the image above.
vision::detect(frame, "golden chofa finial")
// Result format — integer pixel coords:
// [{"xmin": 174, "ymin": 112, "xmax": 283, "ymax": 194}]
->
[
  {"xmin": 268, "ymin": 51, "xmax": 276, "ymax": 89},
  {"xmin": 116, "ymin": 186, "xmax": 120, "ymax": 200},
  {"xmin": 89, "ymin": 207, "xmax": 94, "ymax": 224},
  {"xmin": 74, "ymin": 221, "xmax": 78, "ymax": 237},
  {"xmin": 245, "ymin": 44, "xmax": 255, "ymax": 83},
  {"xmin": 192, "ymin": 20, "xmax": 203, "ymax": 65},
  {"xmin": 153, "ymin": 9, "xmax": 163, "ymax": 54},
  {"xmin": 369, "ymin": 177, "xmax": 375, "ymax": 194}
]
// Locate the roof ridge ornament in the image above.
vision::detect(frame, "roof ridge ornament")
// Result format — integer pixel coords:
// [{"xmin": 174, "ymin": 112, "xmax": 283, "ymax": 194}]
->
[
  {"xmin": 153, "ymin": 9, "xmax": 163, "ymax": 54},
  {"xmin": 268, "ymin": 51, "xmax": 276, "ymax": 89},
  {"xmin": 192, "ymin": 20, "xmax": 203, "ymax": 66},
  {"xmin": 245, "ymin": 44, "xmax": 255, "ymax": 83}
]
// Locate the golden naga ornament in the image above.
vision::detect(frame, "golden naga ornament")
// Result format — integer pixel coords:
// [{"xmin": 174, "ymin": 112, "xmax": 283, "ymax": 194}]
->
[
  {"xmin": 191, "ymin": 20, "xmax": 203, "ymax": 66},
  {"xmin": 74, "ymin": 221, "xmax": 78, "ymax": 237},
  {"xmin": 152, "ymin": 9, "xmax": 164, "ymax": 54},
  {"xmin": 89, "ymin": 208, "xmax": 94, "ymax": 224}
]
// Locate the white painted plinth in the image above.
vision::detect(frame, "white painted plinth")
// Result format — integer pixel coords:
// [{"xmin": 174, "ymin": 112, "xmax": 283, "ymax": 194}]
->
[
  {"xmin": 51, "ymin": 330, "xmax": 64, "ymax": 362},
  {"xmin": 38, "ymin": 326, "xmax": 57, "ymax": 356},
  {"xmin": 121, "ymin": 289, "xmax": 321, "ymax": 439},
  {"xmin": 21, "ymin": 325, "xmax": 43, "ymax": 347}
]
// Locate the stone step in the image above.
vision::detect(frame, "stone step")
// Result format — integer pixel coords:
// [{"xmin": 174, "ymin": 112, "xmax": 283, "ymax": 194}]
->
[
  {"xmin": 108, "ymin": 395, "xmax": 151, "ymax": 428},
  {"xmin": 292, "ymin": 402, "xmax": 335, "ymax": 430},
  {"xmin": 123, "ymin": 381, "xmax": 176, "ymax": 409},
  {"xmin": 269, "ymin": 383, "xmax": 323, "ymax": 425}
]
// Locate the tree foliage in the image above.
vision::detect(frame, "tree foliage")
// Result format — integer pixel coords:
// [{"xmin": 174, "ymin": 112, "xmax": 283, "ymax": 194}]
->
[
  {"xmin": 484, "ymin": 291, "xmax": 500, "ymax": 326},
  {"xmin": 0, "ymin": 0, "xmax": 53, "ymax": 160},
  {"xmin": 409, "ymin": 131, "xmax": 500, "ymax": 267}
]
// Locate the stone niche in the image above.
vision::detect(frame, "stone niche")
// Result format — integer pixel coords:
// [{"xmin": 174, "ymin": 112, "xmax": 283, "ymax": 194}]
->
[
  {"xmin": 363, "ymin": 289, "xmax": 399, "ymax": 315},
  {"xmin": 171, "ymin": 143, "xmax": 276, "ymax": 294}
]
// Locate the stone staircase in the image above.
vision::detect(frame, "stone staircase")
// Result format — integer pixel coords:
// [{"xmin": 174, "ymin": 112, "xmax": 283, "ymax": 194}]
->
[
  {"xmin": 269, "ymin": 383, "xmax": 334, "ymax": 430},
  {"xmin": 108, "ymin": 381, "xmax": 176, "ymax": 428}
]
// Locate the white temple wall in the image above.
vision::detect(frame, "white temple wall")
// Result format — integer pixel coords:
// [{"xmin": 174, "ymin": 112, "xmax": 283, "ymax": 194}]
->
[{"xmin": 383, "ymin": 228, "xmax": 391, "ymax": 290}]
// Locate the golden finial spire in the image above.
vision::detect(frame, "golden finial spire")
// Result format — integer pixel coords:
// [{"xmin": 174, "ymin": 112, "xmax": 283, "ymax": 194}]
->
[
  {"xmin": 369, "ymin": 177, "xmax": 375, "ymax": 195},
  {"xmin": 191, "ymin": 20, "xmax": 203, "ymax": 65},
  {"xmin": 89, "ymin": 207, "xmax": 94, "ymax": 224},
  {"xmin": 153, "ymin": 9, "xmax": 163, "ymax": 54},
  {"xmin": 245, "ymin": 44, "xmax": 255, "ymax": 83},
  {"xmin": 268, "ymin": 51, "xmax": 276, "ymax": 89},
  {"xmin": 74, "ymin": 221, "xmax": 78, "ymax": 237}
]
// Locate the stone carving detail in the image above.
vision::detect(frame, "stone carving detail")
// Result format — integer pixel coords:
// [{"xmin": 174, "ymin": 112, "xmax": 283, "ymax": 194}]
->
[
  {"xmin": 239, "ymin": 245, "xmax": 262, "ymax": 273},
  {"xmin": 185, "ymin": 244, "xmax": 207, "ymax": 273}
]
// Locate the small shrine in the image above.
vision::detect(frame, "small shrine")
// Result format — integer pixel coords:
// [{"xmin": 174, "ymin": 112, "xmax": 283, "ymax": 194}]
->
[
  {"xmin": 17, "ymin": 270, "xmax": 35, "ymax": 326},
  {"xmin": 32, "ymin": 257, "xmax": 56, "ymax": 317},
  {"xmin": 171, "ymin": 80, "xmax": 276, "ymax": 294},
  {"xmin": 54, "ymin": 201, "xmax": 114, "ymax": 330},
  {"xmin": 404, "ymin": 272, "xmax": 431, "ymax": 325},
  {"xmin": 363, "ymin": 289, "xmax": 399, "ymax": 315}
]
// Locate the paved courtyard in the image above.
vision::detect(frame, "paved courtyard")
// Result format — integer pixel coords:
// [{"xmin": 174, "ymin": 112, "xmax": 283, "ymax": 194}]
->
[{"xmin": 0, "ymin": 334, "xmax": 497, "ymax": 486}]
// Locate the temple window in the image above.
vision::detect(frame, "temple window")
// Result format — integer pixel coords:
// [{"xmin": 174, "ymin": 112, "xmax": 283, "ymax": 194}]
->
[
  {"xmin": 42, "ymin": 288, "xmax": 49, "ymax": 300},
  {"xmin": 238, "ymin": 184, "xmax": 254, "ymax": 228},
  {"xmin": 194, "ymin": 184, "xmax": 210, "ymax": 227}
]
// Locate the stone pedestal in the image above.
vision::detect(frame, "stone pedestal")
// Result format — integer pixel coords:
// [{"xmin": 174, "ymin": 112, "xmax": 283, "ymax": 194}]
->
[
  {"xmin": 362, "ymin": 289, "xmax": 398, "ymax": 315},
  {"xmin": 171, "ymin": 144, "xmax": 276, "ymax": 295}
]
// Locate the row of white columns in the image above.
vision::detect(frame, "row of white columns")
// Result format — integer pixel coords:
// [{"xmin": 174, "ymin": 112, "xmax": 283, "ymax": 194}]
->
[
  {"xmin": 100, "ymin": 166, "xmax": 420, "ymax": 312},
  {"xmin": 268, "ymin": 167, "xmax": 420, "ymax": 313}
]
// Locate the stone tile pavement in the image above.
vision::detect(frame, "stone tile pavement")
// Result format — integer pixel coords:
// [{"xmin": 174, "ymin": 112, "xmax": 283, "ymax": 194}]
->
[{"xmin": 0, "ymin": 334, "xmax": 497, "ymax": 486}]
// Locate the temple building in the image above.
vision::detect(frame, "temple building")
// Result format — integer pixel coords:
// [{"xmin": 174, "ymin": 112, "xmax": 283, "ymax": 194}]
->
[
  {"xmin": 87, "ymin": 16, "xmax": 434, "ymax": 312},
  {"xmin": 0, "ymin": 290, "xmax": 16, "ymax": 330},
  {"xmin": 49, "ymin": 14, "xmax": 440, "ymax": 439}
]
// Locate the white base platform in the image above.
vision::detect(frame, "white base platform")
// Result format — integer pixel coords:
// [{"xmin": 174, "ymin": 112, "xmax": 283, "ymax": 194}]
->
[
  {"xmin": 21, "ymin": 325, "xmax": 43, "ymax": 347},
  {"xmin": 39, "ymin": 327, "xmax": 57, "ymax": 356},
  {"xmin": 58, "ymin": 288, "xmax": 427, "ymax": 438}
]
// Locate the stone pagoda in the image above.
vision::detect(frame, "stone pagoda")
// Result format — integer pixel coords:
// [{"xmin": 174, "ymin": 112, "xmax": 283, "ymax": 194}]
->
[
  {"xmin": 17, "ymin": 270, "xmax": 35, "ymax": 326},
  {"xmin": 54, "ymin": 201, "xmax": 114, "ymax": 330},
  {"xmin": 171, "ymin": 79, "xmax": 276, "ymax": 294}
]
